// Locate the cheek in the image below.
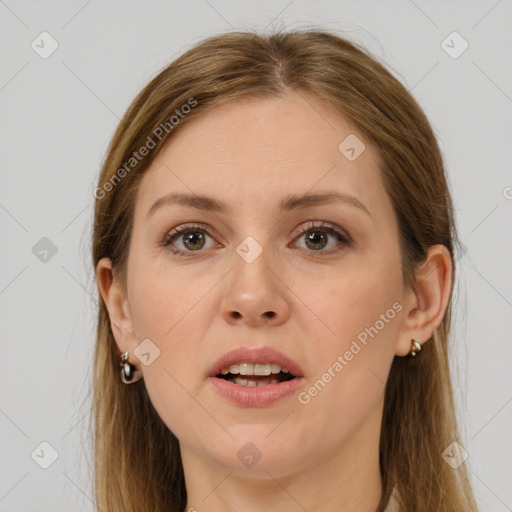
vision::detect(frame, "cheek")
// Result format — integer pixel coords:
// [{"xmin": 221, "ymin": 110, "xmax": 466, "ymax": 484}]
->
[
  {"xmin": 127, "ymin": 265, "xmax": 215, "ymax": 432},
  {"xmin": 141, "ymin": 359, "xmax": 209, "ymax": 452},
  {"xmin": 129, "ymin": 260, "xmax": 210, "ymax": 340},
  {"xmin": 293, "ymin": 279, "xmax": 400, "ymax": 441},
  {"xmin": 291, "ymin": 264, "xmax": 402, "ymax": 411},
  {"xmin": 296, "ymin": 264, "xmax": 401, "ymax": 351}
]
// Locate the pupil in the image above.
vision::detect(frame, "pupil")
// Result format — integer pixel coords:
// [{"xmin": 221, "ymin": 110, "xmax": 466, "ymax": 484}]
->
[
  {"xmin": 184, "ymin": 232, "xmax": 204, "ymax": 250},
  {"xmin": 306, "ymin": 231, "xmax": 326, "ymax": 250}
]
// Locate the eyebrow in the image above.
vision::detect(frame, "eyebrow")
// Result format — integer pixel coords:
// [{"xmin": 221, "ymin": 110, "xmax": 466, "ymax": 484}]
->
[{"xmin": 146, "ymin": 191, "xmax": 371, "ymax": 219}]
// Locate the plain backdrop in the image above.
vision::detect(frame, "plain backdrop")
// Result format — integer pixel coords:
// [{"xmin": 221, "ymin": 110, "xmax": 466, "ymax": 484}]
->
[{"xmin": 1, "ymin": 1, "xmax": 511, "ymax": 511}]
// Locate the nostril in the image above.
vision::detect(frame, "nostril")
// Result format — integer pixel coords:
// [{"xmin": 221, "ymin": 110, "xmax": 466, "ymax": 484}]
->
[{"xmin": 264, "ymin": 311, "xmax": 276, "ymax": 318}]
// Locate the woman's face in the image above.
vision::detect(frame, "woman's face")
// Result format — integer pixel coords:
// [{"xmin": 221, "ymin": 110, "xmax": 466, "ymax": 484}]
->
[{"xmin": 108, "ymin": 92, "xmax": 414, "ymax": 477}]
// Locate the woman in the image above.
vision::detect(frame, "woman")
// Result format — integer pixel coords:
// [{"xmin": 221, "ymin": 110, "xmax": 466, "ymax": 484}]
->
[{"xmin": 91, "ymin": 29, "xmax": 479, "ymax": 511}]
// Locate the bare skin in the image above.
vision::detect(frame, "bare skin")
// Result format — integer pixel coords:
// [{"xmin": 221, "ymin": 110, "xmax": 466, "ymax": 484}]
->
[{"xmin": 97, "ymin": 91, "xmax": 452, "ymax": 511}]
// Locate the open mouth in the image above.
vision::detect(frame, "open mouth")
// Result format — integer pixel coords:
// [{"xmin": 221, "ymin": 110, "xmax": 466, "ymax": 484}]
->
[{"xmin": 216, "ymin": 363, "xmax": 296, "ymax": 387}]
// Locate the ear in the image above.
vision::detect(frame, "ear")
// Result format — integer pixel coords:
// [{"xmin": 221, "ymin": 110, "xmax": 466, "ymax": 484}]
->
[
  {"xmin": 96, "ymin": 257, "xmax": 138, "ymax": 357},
  {"xmin": 395, "ymin": 244, "xmax": 453, "ymax": 356}
]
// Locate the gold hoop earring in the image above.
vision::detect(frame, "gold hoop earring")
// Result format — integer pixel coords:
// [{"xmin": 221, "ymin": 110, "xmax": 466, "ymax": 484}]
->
[{"xmin": 408, "ymin": 339, "xmax": 422, "ymax": 357}]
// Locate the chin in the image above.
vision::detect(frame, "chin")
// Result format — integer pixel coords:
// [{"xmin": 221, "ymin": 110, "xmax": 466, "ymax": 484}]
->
[{"xmin": 203, "ymin": 429, "xmax": 308, "ymax": 475}]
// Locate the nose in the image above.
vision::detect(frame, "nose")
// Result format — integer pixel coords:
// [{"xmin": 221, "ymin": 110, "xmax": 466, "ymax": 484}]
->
[{"xmin": 220, "ymin": 244, "xmax": 290, "ymax": 328}]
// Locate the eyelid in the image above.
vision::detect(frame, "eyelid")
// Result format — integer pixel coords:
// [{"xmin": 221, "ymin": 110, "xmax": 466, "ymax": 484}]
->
[
  {"xmin": 293, "ymin": 220, "xmax": 351, "ymax": 242},
  {"xmin": 161, "ymin": 222, "xmax": 213, "ymax": 245}
]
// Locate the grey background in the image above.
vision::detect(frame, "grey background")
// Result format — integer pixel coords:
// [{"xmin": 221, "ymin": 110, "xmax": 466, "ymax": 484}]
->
[{"xmin": 1, "ymin": 1, "xmax": 511, "ymax": 510}]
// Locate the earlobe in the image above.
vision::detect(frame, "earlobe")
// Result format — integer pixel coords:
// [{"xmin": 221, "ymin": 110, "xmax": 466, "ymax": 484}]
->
[
  {"xmin": 95, "ymin": 257, "xmax": 137, "ymax": 354},
  {"xmin": 395, "ymin": 244, "xmax": 453, "ymax": 357}
]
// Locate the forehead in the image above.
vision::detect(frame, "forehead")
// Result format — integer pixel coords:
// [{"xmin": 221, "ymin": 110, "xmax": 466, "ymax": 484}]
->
[{"xmin": 135, "ymin": 93, "xmax": 386, "ymax": 218}]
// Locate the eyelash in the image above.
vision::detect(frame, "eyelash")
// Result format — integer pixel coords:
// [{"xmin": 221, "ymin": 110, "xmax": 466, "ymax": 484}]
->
[{"xmin": 160, "ymin": 221, "xmax": 351, "ymax": 258}]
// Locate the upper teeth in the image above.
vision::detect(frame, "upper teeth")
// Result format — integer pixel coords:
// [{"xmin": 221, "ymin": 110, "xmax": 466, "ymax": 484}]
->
[{"xmin": 220, "ymin": 363, "xmax": 289, "ymax": 376}]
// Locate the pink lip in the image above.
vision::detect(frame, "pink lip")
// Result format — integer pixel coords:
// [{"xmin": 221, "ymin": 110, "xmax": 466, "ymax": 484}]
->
[
  {"xmin": 209, "ymin": 376, "xmax": 305, "ymax": 407},
  {"xmin": 208, "ymin": 346, "xmax": 305, "ymax": 407}
]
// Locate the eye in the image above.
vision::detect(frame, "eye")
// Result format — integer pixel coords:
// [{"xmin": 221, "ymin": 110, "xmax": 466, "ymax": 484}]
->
[
  {"xmin": 160, "ymin": 223, "xmax": 217, "ymax": 257},
  {"xmin": 160, "ymin": 220, "xmax": 351, "ymax": 258},
  {"xmin": 292, "ymin": 221, "xmax": 351, "ymax": 253}
]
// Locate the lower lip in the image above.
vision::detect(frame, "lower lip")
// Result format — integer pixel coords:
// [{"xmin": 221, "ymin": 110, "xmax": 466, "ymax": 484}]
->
[{"xmin": 209, "ymin": 376, "xmax": 305, "ymax": 407}]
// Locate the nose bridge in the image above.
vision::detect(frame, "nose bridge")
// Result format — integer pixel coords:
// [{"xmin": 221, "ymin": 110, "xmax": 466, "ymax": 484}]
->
[
  {"xmin": 220, "ymin": 230, "xmax": 289, "ymax": 326},
  {"xmin": 227, "ymin": 206, "xmax": 278, "ymax": 270},
  {"xmin": 232, "ymin": 232, "xmax": 276, "ymax": 289}
]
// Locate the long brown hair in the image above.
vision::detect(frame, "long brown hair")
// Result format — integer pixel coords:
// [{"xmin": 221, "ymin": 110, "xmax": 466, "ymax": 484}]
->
[{"xmin": 90, "ymin": 29, "xmax": 479, "ymax": 511}]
